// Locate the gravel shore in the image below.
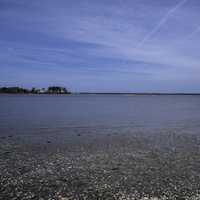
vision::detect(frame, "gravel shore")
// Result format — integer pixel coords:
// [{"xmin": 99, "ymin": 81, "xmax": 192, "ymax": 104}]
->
[{"xmin": 1, "ymin": 130, "xmax": 200, "ymax": 200}]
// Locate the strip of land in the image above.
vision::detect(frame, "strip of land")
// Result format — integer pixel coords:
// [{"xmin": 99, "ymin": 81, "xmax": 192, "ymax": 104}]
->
[{"xmin": 1, "ymin": 86, "xmax": 200, "ymax": 95}]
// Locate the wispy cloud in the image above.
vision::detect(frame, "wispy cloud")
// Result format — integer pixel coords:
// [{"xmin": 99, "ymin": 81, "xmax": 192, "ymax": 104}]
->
[{"xmin": 186, "ymin": 25, "xmax": 200, "ymax": 39}]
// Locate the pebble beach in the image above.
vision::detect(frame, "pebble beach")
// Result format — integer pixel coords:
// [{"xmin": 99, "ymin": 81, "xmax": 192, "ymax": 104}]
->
[{"xmin": 1, "ymin": 129, "xmax": 200, "ymax": 200}]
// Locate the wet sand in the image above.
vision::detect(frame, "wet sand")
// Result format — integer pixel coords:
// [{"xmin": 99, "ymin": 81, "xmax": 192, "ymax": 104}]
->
[{"xmin": 1, "ymin": 130, "xmax": 200, "ymax": 200}]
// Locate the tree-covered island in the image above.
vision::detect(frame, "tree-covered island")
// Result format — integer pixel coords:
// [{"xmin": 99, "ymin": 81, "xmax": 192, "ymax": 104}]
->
[{"xmin": 0, "ymin": 86, "xmax": 71, "ymax": 94}]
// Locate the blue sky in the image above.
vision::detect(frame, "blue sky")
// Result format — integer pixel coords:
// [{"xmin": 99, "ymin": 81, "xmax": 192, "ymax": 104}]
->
[{"xmin": 1, "ymin": 0, "xmax": 200, "ymax": 92}]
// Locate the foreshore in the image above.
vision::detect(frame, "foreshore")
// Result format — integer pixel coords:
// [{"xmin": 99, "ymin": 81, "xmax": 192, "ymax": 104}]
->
[{"xmin": 1, "ymin": 129, "xmax": 200, "ymax": 200}]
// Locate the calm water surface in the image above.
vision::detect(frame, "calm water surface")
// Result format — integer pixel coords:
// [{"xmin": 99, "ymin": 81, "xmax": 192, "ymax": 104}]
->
[{"xmin": 0, "ymin": 94, "xmax": 200, "ymax": 136}]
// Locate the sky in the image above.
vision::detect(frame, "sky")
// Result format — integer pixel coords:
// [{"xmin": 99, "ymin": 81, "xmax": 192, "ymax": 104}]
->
[{"xmin": 1, "ymin": 0, "xmax": 200, "ymax": 92}]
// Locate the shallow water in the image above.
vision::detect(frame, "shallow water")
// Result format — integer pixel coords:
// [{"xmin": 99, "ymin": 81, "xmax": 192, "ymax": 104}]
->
[{"xmin": 0, "ymin": 94, "xmax": 200, "ymax": 136}]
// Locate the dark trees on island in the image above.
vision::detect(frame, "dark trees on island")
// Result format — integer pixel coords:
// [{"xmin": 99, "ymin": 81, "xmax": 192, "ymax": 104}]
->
[
  {"xmin": 47, "ymin": 86, "xmax": 70, "ymax": 94},
  {"xmin": 0, "ymin": 87, "xmax": 29, "ymax": 94},
  {"xmin": 0, "ymin": 86, "xmax": 70, "ymax": 94}
]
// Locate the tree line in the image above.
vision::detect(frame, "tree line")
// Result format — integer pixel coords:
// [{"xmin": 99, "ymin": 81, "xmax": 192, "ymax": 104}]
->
[{"xmin": 0, "ymin": 86, "xmax": 70, "ymax": 94}]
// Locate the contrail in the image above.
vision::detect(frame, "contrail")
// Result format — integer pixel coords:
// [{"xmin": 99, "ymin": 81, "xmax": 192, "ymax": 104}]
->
[{"xmin": 136, "ymin": 0, "xmax": 188, "ymax": 48}]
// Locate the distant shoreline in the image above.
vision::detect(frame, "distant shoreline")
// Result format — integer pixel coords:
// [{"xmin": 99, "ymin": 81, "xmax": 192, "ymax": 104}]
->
[
  {"xmin": 79, "ymin": 92, "xmax": 200, "ymax": 95},
  {"xmin": 1, "ymin": 92, "xmax": 200, "ymax": 96},
  {"xmin": 1, "ymin": 87, "xmax": 200, "ymax": 95}
]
